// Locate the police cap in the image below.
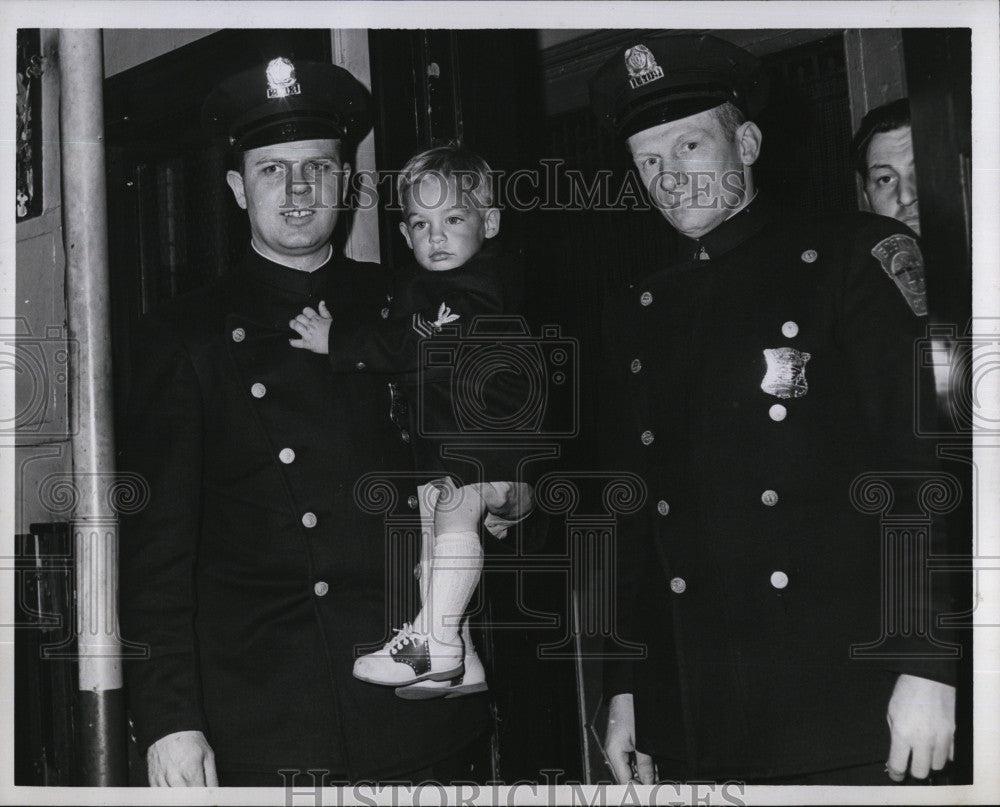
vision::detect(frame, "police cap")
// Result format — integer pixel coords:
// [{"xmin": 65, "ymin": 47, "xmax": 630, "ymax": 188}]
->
[
  {"xmin": 202, "ymin": 57, "xmax": 372, "ymax": 152},
  {"xmin": 589, "ymin": 34, "xmax": 768, "ymax": 139}
]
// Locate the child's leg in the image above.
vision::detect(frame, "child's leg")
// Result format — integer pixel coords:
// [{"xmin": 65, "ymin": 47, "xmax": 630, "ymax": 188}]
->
[
  {"xmin": 394, "ymin": 481, "xmax": 489, "ymax": 698},
  {"xmin": 352, "ymin": 479, "xmax": 484, "ymax": 687},
  {"xmin": 414, "ymin": 477, "xmax": 485, "ymax": 646},
  {"xmin": 416, "ymin": 481, "xmax": 438, "ymax": 606},
  {"xmin": 419, "ymin": 529, "xmax": 482, "ymax": 645}
]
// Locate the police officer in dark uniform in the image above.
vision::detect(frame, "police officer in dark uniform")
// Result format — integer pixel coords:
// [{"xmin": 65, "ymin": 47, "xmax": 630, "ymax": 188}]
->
[
  {"xmin": 119, "ymin": 58, "xmax": 489, "ymax": 786},
  {"xmin": 589, "ymin": 35, "xmax": 957, "ymax": 784}
]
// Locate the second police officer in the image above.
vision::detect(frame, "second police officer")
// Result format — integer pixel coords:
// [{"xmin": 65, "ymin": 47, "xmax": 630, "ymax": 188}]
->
[{"xmin": 589, "ymin": 34, "xmax": 957, "ymax": 785}]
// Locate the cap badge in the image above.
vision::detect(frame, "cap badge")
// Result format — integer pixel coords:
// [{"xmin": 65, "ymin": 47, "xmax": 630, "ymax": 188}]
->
[
  {"xmin": 625, "ymin": 45, "xmax": 664, "ymax": 90},
  {"xmin": 761, "ymin": 347, "xmax": 811, "ymax": 399},
  {"xmin": 265, "ymin": 57, "xmax": 301, "ymax": 99}
]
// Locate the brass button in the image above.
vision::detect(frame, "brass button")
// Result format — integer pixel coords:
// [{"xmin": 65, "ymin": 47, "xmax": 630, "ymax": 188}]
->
[
  {"xmin": 356, "ymin": 361, "xmax": 366, "ymax": 370},
  {"xmin": 407, "ymin": 494, "xmax": 419, "ymax": 510},
  {"xmin": 400, "ymin": 430, "xmax": 411, "ymax": 444},
  {"xmin": 656, "ymin": 500, "xmax": 670, "ymax": 516},
  {"xmin": 640, "ymin": 291, "xmax": 653, "ymax": 306},
  {"xmin": 640, "ymin": 430, "xmax": 654, "ymax": 446},
  {"xmin": 279, "ymin": 448, "xmax": 296, "ymax": 464},
  {"xmin": 302, "ymin": 512, "xmax": 318, "ymax": 528},
  {"xmin": 231, "ymin": 327, "xmax": 246, "ymax": 342},
  {"xmin": 761, "ymin": 490, "xmax": 779, "ymax": 507},
  {"xmin": 781, "ymin": 320, "xmax": 799, "ymax": 338},
  {"xmin": 630, "ymin": 358, "xmax": 642, "ymax": 373},
  {"xmin": 800, "ymin": 249, "xmax": 818, "ymax": 264},
  {"xmin": 380, "ymin": 307, "xmax": 390, "ymax": 319},
  {"xmin": 770, "ymin": 570, "xmax": 789, "ymax": 590},
  {"xmin": 251, "ymin": 383, "xmax": 267, "ymax": 398},
  {"xmin": 769, "ymin": 404, "xmax": 787, "ymax": 422},
  {"xmin": 314, "ymin": 581, "xmax": 329, "ymax": 597},
  {"xmin": 669, "ymin": 577, "xmax": 686, "ymax": 594}
]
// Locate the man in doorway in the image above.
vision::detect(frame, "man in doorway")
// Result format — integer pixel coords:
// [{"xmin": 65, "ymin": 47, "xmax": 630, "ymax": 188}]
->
[
  {"xmin": 120, "ymin": 58, "xmax": 494, "ymax": 786},
  {"xmin": 853, "ymin": 97, "xmax": 933, "ymax": 323},
  {"xmin": 589, "ymin": 35, "xmax": 956, "ymax": 784},
  {"xmin": 853, "ymin": 97, "xmax": 920, "ymax": 235}
]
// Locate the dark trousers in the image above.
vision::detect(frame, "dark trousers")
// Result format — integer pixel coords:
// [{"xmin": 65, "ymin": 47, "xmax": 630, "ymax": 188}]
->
[{"xmin": 217, "ymin": 732, "xmax": 491, "ymax": 787}]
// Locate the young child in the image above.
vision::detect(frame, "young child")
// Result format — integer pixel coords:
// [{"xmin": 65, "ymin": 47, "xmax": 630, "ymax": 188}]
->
[{"xmin": 288, "ymin": 144, "xmax": 528, "ymax": 699}]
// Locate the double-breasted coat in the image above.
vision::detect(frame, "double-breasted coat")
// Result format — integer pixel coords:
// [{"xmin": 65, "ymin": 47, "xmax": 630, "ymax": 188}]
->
[
  {"xmin": 599, "ymin": 197, "xmax": 956, "ymax": 779},
  {"xmin": 119, "ymin": 247, "xmax": 487, "ymax": 780}
]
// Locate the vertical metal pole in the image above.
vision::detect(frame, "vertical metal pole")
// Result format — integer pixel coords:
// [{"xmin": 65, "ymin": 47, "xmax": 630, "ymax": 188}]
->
[{"xmin": 59, "ymin": 28, "xmax": 127, "ymax": 786}]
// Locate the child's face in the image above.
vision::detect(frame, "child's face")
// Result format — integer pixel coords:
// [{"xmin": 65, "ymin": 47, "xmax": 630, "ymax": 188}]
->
[{"xmin": 399, "ymin": 173, "xmax": 499, "ymax": 271}]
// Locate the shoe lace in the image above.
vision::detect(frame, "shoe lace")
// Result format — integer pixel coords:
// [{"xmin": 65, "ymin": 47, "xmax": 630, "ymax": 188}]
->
[{"xmin": 386, "ymin": 623, "xmax": 426, "ymax": 655}]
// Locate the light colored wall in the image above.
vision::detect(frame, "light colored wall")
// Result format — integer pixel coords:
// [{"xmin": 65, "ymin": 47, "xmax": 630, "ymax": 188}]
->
[
  {"xmin": 537, "ymin": 29, "xmax": 597, "ymax": 50},
  {"xmin": 332, "ymin": 29, "xmax": 380, "ymax": 264},
  {"xmin": 102, "ymin": 29, "xmax": 218, "ymax": 77},
  {"xmin": 14, "ymin": 29, "xmax": 72, "ymax": 534}
]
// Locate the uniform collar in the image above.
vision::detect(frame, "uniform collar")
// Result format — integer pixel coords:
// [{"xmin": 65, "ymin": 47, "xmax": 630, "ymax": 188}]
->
[
  {"xmin": 243, "ymin": 243, "xmax": 337, "ymax": 299},
  {"xmin": 683, "ymin": 193, "xmax": 774, "ymax": 260}
]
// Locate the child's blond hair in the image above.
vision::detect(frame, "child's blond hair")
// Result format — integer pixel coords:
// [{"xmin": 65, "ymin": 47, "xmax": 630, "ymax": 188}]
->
[{"xmin": 397, "ymin": 144, "xmax": 495, "ymax": 211}]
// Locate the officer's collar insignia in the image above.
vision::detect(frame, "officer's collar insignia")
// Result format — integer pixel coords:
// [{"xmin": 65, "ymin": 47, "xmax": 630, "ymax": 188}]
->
[
  {"xmin": 625, "ymin": 45, "xmax": 664, "ymax": 90},
  {"xmin": 761, "ymin": 347, "xmax": 811, "ymax": 399},
  {"xmin": 266, "ymin": 57, "xmax": 301, "ymax": 99},
  {"xmin": 871, "ymin": 234, "xmax": 928, "ymax": 316}
]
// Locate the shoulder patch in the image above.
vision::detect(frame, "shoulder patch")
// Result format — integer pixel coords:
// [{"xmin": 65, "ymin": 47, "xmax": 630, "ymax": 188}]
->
[{"xmin": 870, "ymin": 234, "xmax": 928, "ymax": 316}]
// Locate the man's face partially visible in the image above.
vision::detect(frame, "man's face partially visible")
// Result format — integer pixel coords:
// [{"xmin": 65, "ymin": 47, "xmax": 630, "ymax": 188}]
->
[
  {"xmin": 864, "ymin": 125, "xmax": 919, "ymax": 235},
  {"xmin": 226, "ymin": 138, "xmax": 350, "ymax": 266},
  {"xmin": 627, "ymin": 107, "xmax": 760, "ymax": 240}
]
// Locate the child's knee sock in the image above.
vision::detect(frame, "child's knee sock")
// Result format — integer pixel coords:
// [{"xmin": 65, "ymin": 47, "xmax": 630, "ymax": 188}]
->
[
  {"xmin": 422, "ymin": 531, "xmax": 482, "ymax": 649},
  {"xmin": 415, "ymin": 483, "xmax": 439, "ymax": 605}
]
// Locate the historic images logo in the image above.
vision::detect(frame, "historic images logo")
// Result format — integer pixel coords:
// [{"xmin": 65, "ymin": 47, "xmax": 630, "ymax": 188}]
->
[{"xmin": 625, "ymin": 44, "xmax": 664, "ymax": 90}]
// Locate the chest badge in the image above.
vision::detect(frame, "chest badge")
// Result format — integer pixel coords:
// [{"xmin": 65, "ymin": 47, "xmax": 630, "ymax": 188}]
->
[
  {"xmin": 761, "ymin": 347, "xmax": 811, "ymax": 399},
  {"xmin": 871, "ymin": 234, "xmax": 927, "ymax": 316}
]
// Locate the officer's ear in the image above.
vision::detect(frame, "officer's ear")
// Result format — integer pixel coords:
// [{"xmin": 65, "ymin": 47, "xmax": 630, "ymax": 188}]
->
[
  {"xmin": 482, "ymin": 207, "xmax": 501, "ymax": 239},
  {"xmin": 339, "ymin": 162, "xmax": 353, "ymax": 206},
  {"xmin": 859, "ymin": 186, "xmax": 873, "ymax": 212},
  {"xmin": 736, "ymin": 121, "xmax": 763, "ymax": 166},
  {"xmin": 226, "ymin": 170, "xmax": 248, "ymax": 210}
]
